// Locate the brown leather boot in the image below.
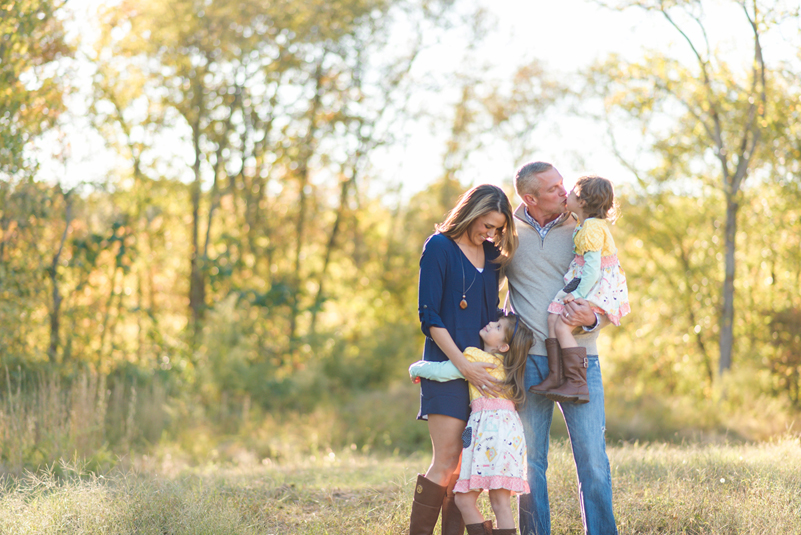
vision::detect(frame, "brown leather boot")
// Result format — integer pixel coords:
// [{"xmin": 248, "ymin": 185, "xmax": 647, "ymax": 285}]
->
[
  {"xmin": 545, "ymin": 347, "xmax": 589, "ymax": 404},
  {"xmin": 528, "ymin": 338, "xmax": 564, "ymax": 395},
  {"xmin": 492, "ymin": 529, "xmax": 517, "ymax": 535},
  {"xmin": 440, "ymin": 472, "xmax": 465, "ymax": 535},
  {"xmin": 482, "ymin": 520, "xmax": 494, "ymax": 534},
  {"xmin": 409, "ymin": 474, "xmax": 446, "ymax": 535},
  {"xmin": 465, "ymin": 523, "xmax": 488, "ymax": 535}
]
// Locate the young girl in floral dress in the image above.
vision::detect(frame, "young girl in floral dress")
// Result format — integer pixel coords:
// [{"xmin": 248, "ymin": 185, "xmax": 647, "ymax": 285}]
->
[
  {"xmin": 531, "ymin": 175, "xmax": 630, "ymax": 404},
  {"xmin": 410, "ymin": 312, "xmax": 534, "ymax": 535}
]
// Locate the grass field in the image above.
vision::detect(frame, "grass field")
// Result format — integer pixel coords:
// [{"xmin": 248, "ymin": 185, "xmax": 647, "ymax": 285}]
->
[{"xmin": 1, "ymin": 437, "xmax": 800, "ymax": 534}]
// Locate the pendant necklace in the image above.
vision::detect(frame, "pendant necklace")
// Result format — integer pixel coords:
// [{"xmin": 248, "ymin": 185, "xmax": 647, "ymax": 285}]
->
[{"xmin": 459, "ymin": 247, "xmax": 478, "ymax": 310}]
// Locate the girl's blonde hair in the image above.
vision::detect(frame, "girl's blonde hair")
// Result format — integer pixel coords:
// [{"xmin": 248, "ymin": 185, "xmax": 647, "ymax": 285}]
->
[
  {"xmin": 499, "ymin": 312, "xmax": 534, "ymax": 408},
  {"xmin": 574, "ymin": 175, "xmax": 620, "ymax": 223},
  {"xmin": 436, "ymin": 184, "xmax": 518, "ymax": 269}
]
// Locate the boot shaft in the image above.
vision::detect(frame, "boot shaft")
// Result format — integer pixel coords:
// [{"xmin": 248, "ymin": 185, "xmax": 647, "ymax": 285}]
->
[
  {"xmin": 529, "ymin": 338, "xmax": 564, "ymax": 394},
  {"xmin": 409, "ymin": 474, "xmax": 447, "ymax": 535},
  {"xmin": 465, "ymin": 520, "xmax": 494, "ymax": 535},
  {"xmin": 544, "ymin": 346, "xmax": 589, "ymax": 404}
]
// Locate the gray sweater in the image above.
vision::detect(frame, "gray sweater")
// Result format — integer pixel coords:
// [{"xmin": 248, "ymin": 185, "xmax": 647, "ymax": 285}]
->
[{"xmin": 506, "ymin": 204, "xmax": 602, "ymax": 356}]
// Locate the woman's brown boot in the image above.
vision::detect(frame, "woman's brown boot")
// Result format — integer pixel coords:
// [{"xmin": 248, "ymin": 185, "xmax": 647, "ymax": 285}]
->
[
  {"xmin": 409, "ymin": 474, "xmax": 447, "ymax": 535},
  {"xmin": 492, "ymin": 529, "xmax": 517, "ymax": 535},
  {"xmin": 528, "ymin": 338, "xmax": 564, "ymax": 395},
  {"xmin": 545, "ymin": 347, "xmax": 589, "ymax": 404},
  {"xmin": 440, "ymin": 472, "xmax": 465, "ymax": 535}
]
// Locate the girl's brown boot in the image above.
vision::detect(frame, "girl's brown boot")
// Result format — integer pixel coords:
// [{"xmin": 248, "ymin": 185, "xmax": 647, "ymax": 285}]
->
[
  {"xmin": 465, "ymin": 521, "xmax": 493, "ymax": 535},
  {"xmin": 545, "ymin": 346, "xmax": 589, "ymax": 404},
  {"xmin": 529, "ymin": 338, "xmax": 564, "ymax": 395}
]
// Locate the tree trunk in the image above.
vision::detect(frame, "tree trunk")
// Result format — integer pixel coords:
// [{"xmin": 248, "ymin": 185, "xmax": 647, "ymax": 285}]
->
[
  {"xmin": 288, "ymin": 56, "xmax": 325, "ymax": 348},
  {"xmin": 48, "ymin": 194, "xmax": 72, "ymax": 364},
  {"xmin": 188, "ymin": 77, "xmax": 206, "ymax": 345},
  {"xmin": 718, "ymin": 196, "xmax": 738, "ymax": 374},
  {"xmin": 309, "ymin": 172, "xmax": 355, "ymax": 335}
]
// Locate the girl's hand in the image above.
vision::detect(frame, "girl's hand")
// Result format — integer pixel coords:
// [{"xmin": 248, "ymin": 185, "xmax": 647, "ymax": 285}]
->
[
  {"xmin": 563, "ymin": 293, "xmax": 575, "ymax": 304},
  {"xmin": 460, "ymin": 361, "xmax": 502, "ymax": 397}
]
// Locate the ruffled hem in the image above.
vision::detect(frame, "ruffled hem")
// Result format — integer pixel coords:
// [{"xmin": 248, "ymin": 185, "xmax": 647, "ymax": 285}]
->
[
  {"xmin": 548, "ymin": 301, "xmax": 631, "ymax": 326},
  {"xmin": 595, "ymin": 302, "xmax": 631, "ymax": 326},
  {"xmin": 454, "ymin": 475, "xmax": 530, "ymax": 495}
]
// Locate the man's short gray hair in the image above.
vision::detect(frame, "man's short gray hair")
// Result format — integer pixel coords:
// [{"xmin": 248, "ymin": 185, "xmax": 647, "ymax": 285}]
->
[{"xmin": 514, "ymin": 161, "xmax": 553, "ymax": 198}]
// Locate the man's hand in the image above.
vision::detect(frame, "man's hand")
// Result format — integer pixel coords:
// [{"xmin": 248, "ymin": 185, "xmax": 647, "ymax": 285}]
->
[{"xmin": 561, "ymin": 298, "xmax": 596, "ymax": 328}]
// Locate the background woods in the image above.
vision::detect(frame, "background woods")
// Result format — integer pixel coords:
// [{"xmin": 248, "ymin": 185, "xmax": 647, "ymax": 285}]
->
[{"xmin": 1, "ymin": 0, "xmax": 801, "ymax": 473}]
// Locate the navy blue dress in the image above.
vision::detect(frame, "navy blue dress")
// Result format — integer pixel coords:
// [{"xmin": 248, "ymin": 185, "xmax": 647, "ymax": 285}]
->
[{"xmin": 417, "ymin": 233, "xmax": 501, "ymax": 422}]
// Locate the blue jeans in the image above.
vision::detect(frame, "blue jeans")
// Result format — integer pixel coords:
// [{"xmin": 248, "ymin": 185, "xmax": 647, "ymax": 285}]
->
[{"xmin": 518, "ymin": 354, "xmax": 617, "ymax": 535}]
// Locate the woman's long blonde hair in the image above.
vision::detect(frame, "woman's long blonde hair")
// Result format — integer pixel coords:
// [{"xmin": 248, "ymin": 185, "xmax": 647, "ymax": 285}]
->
[
  {"xmin": 499, "ymin": 312, "xmax": 534, "ymax": 409},
  {"xmin": 436, "ymin": 184, "xmax": 518, "ymax": 269}
]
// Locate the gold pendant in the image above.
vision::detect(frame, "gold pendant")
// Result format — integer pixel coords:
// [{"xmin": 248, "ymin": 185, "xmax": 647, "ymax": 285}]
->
[{"xmin": 460, "ymin": 298, "xmax": 468, "ymax": 309}]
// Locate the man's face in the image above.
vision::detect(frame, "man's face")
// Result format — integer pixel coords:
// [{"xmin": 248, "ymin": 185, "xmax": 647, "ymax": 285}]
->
[{"xmin": 524, "ymin": 168, "xmax": 567, "ymax": 220}]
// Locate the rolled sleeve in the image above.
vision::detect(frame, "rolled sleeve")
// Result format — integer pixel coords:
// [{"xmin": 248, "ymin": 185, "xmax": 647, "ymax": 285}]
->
[{"xmin": 418, "ymin": 236, "xmax": 448, "ymax": 338}]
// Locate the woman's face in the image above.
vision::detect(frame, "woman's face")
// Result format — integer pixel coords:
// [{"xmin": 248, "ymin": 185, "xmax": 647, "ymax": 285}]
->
[{"xmin": 462, "ymin": 211, "xmax": 507, "ymax": 247}]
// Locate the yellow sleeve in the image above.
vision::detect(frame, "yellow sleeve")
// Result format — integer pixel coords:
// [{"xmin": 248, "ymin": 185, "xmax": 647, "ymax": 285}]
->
[
  {"xmin": 574, "ymin": 219, "xmax": 605, "ymax": 256},
  {"xmin": 464, "ymin": 347, "xmax": 488, "ymax": 363}
]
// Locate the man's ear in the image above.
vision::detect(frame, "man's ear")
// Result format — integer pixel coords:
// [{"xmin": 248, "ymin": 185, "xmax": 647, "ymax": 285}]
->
[{"xmin": 523, "ymin": 193, "xmax": 536, "ymax": 206}]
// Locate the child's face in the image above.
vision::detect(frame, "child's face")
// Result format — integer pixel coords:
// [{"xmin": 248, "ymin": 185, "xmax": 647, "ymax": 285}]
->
[
  {"xmin": 566, "ymin": 187, "xmax": 582, "ymax": 214},
  {"xmin": 479, "ymin": 319, "xmax": 509, "ymax": 351}
]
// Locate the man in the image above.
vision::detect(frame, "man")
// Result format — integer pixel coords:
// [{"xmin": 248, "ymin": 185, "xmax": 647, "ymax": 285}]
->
[{"xmin": 505, "ymin": 161, "xmax": 617, "ymax": 535}]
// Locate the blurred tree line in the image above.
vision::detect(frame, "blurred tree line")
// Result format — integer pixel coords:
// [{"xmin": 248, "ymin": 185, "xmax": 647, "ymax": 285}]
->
[{"xmin": 1, "ymin": 0, "xmax": 801, "ymax": 464}]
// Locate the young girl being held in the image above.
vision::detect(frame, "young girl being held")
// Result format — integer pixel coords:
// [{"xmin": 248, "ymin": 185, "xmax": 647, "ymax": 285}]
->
[
  {"xmin": 531, "ymin": 175, "xmax": 630, "ymax": 405},
  {"xmin": 409, "ymin": 312, "xmax": 534, "ymax": 535}
]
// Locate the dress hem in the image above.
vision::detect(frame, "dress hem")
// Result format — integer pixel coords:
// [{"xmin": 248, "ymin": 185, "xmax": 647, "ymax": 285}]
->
[{"xmin": 454, "ymin": 475, "xmax": 530, "ymax": 495}]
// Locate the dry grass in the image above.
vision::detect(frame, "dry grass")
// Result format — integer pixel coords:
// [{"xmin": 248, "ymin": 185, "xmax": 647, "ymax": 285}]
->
[{"xmin": 1, "ymin": 438, "xmax": 800, "ymax": 534}]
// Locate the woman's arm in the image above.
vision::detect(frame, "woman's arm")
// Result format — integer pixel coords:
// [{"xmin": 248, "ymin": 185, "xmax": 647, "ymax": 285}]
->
[
  {"xmin": 418, "ymin": 236, "xmax": 448, "ymax": 337},
  {"xmin": 429, "ymin": 327, "xmax": 501, "ymax": 396}
]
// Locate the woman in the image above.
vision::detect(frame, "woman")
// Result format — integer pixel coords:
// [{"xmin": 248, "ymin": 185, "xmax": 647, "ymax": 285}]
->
[{"xmin": 410, "ymin": 184, "xmax": 517, "ymax": 535}]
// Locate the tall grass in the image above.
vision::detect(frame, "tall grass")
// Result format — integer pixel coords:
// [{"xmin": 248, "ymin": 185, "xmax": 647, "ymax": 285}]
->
[
  {"xmin": 0, "ymin": 438, "xmax": 799, "ymax": 534},
  {"xmin": 2, "ymin": 366, "xmax": 797, "ymax": 476},
  {"xmin": 0, "ymin": 369, "xmax": 168, "ymax": 474}
]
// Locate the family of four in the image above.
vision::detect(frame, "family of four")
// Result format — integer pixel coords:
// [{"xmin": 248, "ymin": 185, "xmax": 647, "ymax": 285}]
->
[{"xmin": 407, "ymin": 161, "xmax": 630, "ymax": 535}]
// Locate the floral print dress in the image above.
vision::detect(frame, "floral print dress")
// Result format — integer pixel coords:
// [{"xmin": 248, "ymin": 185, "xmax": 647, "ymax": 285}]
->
[
  {"xmin": 547, "ymin": 217, "xmax": 631, "ymax": 326},
  {"xmin": 453, "ymin": 348, "xmax": 530, "ymax": 495}
]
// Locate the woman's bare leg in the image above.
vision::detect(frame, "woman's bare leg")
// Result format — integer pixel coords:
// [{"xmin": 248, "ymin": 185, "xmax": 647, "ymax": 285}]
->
[{"xmin": 425, "ymin": 414, "xmax": 466, "ymax": 486}]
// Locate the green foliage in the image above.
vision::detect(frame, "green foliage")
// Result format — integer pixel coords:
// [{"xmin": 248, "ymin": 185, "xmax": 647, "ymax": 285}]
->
[
  {"xmin": 0, "ymin": 0, "xmax": 71, "ymax": 177},
  {"xmin": 2, "ymin": 0, "xmax": 801, "ymax": 476}
]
